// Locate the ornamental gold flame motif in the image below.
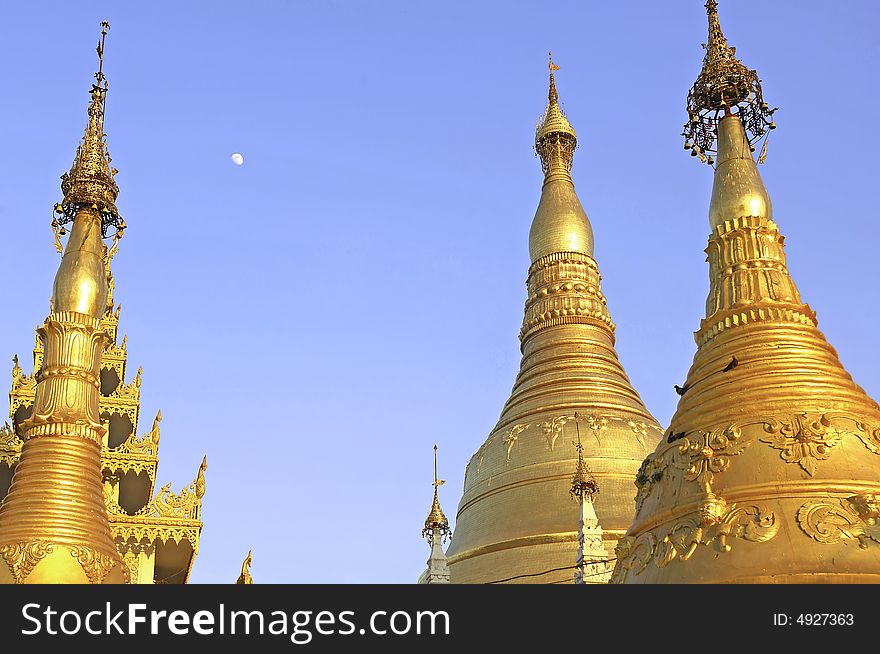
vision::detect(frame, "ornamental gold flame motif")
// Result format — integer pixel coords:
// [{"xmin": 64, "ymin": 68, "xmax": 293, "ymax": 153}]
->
[
  {"xmin": 445, "ymin": 56, "xmax": 663, "ymax": 584},
  {"xmin": 0, "ymin": 22, "xmax": 206, "ymax": 584},
  {"xmin": 613, "ymin": 1, "xmax": 880, "ymax": 584}
]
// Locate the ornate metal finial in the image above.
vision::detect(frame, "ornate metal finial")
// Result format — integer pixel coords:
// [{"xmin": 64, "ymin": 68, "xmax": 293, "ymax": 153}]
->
[
  {"xmin": 148, "ymin": 409, "xmax": 161, "ymax": 444},
  {"xmin": 683, "ymin": 0, "xmax": 777, "ymax": 164},
  {"xmin": 548, "ymin": 51, "xmax": 560, "ymax": 105},
  {"xmin": 54, "ymin": 21, "xmax": 126, "ymax": 249},
  {"xmin": 422, "ymin": 445, "xmax": 451, "ymax": 544},
  {"xmin": 535, "ymin": 53, "xmax": 577, "ymax": 175},
  {"xmin": 236, "ymin": 550, "xmax": 254, "ymax": 584},
  {"xmin": 11, "ymin": 355, "xmax": 21, "ymax": 380},
  {"xmin": 570, "ymin": 416, "xmax": 599, "ymax": 500}
]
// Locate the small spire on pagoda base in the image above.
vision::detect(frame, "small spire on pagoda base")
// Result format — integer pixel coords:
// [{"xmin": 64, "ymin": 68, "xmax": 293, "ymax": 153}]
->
[
  {"xmin": 420, "ymin": 445, "xmax": 451, "ymax": 584},
  {"xmin": 570, "ymin": 424, "xmax": 611, "ymax": 584}
]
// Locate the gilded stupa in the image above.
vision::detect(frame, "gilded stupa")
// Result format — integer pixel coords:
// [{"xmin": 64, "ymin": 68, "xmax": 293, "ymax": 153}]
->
[
  {"xmin": 0, "ymin": 23, "xmax": 206, "ymax": 584},
  {"xmin": 445, "ymin": 57, "xmax": 663, "ymax": 583},
  {"xmin": 613, "ymin": 1, "xmax": 880, "ymax": 584}
]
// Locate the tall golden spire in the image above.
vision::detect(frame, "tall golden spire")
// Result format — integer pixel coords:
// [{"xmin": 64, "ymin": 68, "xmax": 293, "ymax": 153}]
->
[
  {"xmin": 53, "ymin": 21, "xmax": 125, "ymax": 254},
  {"xmin": 613, "ymin": 1, "xmax": 880, "ymax": 584},
  {"xmin": 530, "ymin": 52, "xmax": 593, "ymax": 260},
  {"xmin": 0, "ymin": 21, "xmax": 126, "ymax": 584},
  {"xmin": 445, "ymin": 57, "xmax": 663, "ymax": 584}
]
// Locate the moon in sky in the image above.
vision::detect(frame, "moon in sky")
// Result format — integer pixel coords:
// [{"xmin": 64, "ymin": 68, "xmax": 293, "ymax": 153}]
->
[{"xmin": 231, "ymin": 152, "xmax": 244, "ymax": 166}]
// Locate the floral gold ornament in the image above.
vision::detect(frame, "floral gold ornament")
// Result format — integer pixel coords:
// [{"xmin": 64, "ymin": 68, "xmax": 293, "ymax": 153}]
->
[
  {"xmin": 503, "ymin": 424, "xmax": 528, "ymax": 461},
  {"xmin": 676, "ymin": 426, "xmax": 751, "ymax": 490},
  {"xmin": 613, "ymin": 492, "xmax": 778, "ymax": 578},
  {"xmin": 615, "ymin": 0, "xmax": 880, "ymax": 584},
  {"xmin": 446, "ymin": 56, "xmax": 661, "ymax": 584},
  {"xmin": 760, "ymin": 414, "xmax": 844, "ymax": 476},
  {"xmin": 797, "ymin": 495, "xmax": 880, "ymax": 549},
  {"xmin": 541, "ymin": 415, "xmax": 575, "ymax": 451}
]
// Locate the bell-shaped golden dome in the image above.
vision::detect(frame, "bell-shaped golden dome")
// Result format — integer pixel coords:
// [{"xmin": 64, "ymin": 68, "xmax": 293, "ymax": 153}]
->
[
  {"xmin": 613, "ymin": 2, "xmax": 880, "ymax": 584},
  {"xmin": 446, "ymin": 58, "xmax": 663, "ymax": 584}
]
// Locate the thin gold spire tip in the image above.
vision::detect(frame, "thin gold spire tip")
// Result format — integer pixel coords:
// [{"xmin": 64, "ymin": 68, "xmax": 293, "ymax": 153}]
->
[{"xmin": 96, "ymin": 21, "xmax": 109, "ymax": 85}]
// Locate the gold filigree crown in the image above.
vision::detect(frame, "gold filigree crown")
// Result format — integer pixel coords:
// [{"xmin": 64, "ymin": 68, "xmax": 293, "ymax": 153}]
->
[
  {"xmin": 54, "ymin": 21, "xmax": 125, "ymax": 239},
  {"xmin": 683, "ymin": 0, "xmax": 776, "ymax": 163},
  {"xmin": 535, "ymin": 54, "xmax": 577, "ymax": 174}
]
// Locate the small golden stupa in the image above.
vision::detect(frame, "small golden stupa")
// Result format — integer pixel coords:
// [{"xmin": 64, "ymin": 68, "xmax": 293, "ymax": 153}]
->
[
  {"xmin": 0, "ymin": 23, "xmax": 206, "ymax": 584},
  {"xmin": 445, "ymin": 56, "xmax": 663, "ymax": 583},
  {"xmin": 613, "ymin": 0, "xmax": 880, "ymax": 583}
]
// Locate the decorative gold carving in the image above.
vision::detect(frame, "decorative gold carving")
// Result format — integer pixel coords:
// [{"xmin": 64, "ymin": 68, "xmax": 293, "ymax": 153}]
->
[
  {"xmin": 614, "ymin": 532, "xmax": 657, "ymax": 577},
  {"xmin": 854, "ymin": 420, "xmax": 880, "ymax": 454},
  {"xmin": 0, "ymin": 422, "xmax": 23, "ymax": 467},
  {"xmin": 0, "ymin": 540, "xmax": 54, "ymax": 583},
  {"xmin": 634, "ymin": 454, "xmax": 665, "ymax": 512},
  {"xmin": 797, "ymin": 494, "xmax": 880, "ymax": 549},
  {"xmin": 760, "ymin": 413, "xmax": 843, "ymax": 476},
  {"xmin": 583, "ymin": 414, "xmax": 609, "ymax": 446},
  {"xmin": 520, "ymin": 252, "xmax": 614, "ymax": 341},
  {"xmin": 628, "ymin": 420, "xmax": 649, "ymax": 447},
  {"xmin": 121, "ymin": 549, "xmax": 139, "ymax": 584},
  {"xmin": 195, "ymin": 456, "xmax": 207, "ymax": 500},
  {"xmin": 69, "ymin": 544, "xmax": 119, "ymax": 584},
  {"xmin": 146, "ymin": 459, "xmax": 207, "ymax": 522},
  {"xmin": 102, "ymin": 479, "xmax": 124, "ymax": 515},
  {"xmin": 676, "ymin": 425, "xmax": 750, "ymax": 489},
  {"xmin": 653, "ymin": 495, "xmax": 777, "ymax": 567},
  {"xmin": 503, "ymin": 424, "xmax": 528, "ymax": 461},
  {"xmin": 236, "ymin": 550, "xmax": 254, "ymax": 584},
  {"xmin": 616, "ymin": 494, "xmax": 777, "ymax": 575},
  {"xmin": 110, "ymin": 519, "xmax": 201, "ymax": 552},
  {"xmin": 540, "ymin": 415, "xmax": 574, "ymax": 451}
]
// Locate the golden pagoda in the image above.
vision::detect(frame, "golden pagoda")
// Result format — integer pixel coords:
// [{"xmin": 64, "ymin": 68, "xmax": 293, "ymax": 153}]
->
[
  {"xmin": 0, "ymin": 22, "xmax": 206, "ymax": 584},
  {"xmin": 445, "ymin": 56, "xmax": 663, "ymax": 583},
  {"xmin": 613, "ymin": 0, "xmax": 880, "ymax": 584}
]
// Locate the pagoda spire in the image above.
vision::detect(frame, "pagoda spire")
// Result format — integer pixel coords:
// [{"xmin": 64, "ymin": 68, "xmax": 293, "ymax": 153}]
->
[
  {"xmin": 570, "ymin": 418, "xmax": 610, "ymax": 584},
  {"xmin": 0, "ymin": 22, "xmax": 126, "ymax": 584},
  {"xmin": 445, "ymin": 57, "xmax": 662, "ymax": 584},
  {"xmin": 420, "ymin": 445, "xmax": 450, "ymax": 584},
  {"xmin": 613, "ymin": 1, "xmax": 880, "ymax": 584},
  {"xmin": 529, "ymin": 52, "xmax": 593, "ymax": 260}
]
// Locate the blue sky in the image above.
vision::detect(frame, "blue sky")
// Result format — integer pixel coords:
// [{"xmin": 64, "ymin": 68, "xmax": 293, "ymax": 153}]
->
[{"xmin": 0, "ymin": 1, "xmax": 877, "ymax": 583}]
